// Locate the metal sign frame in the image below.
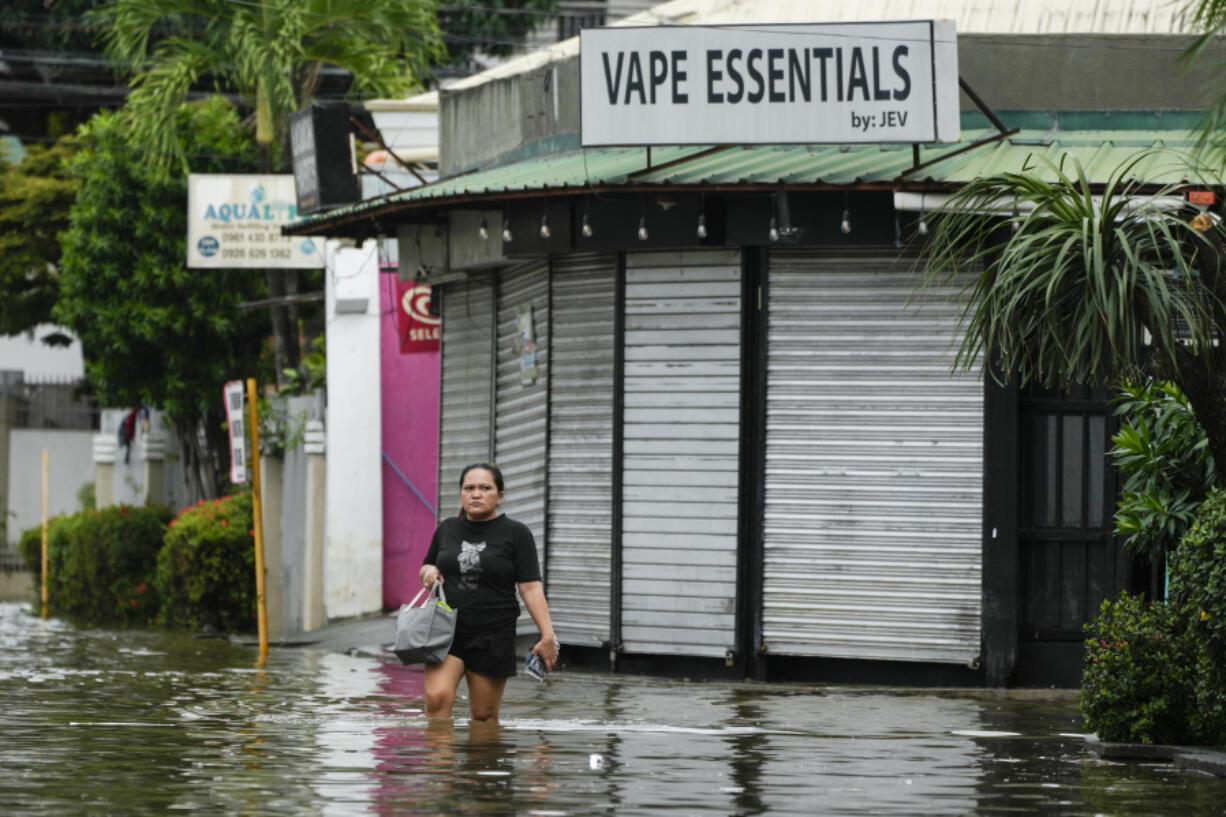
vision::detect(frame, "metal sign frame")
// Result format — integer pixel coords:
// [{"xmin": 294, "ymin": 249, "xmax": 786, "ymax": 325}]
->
[{"xmin": 580, "ymin": 20, "xmax": 960, "ymax": 147}]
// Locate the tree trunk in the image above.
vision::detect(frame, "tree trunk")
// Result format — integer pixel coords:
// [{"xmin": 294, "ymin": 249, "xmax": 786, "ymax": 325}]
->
[
  {"xmin": 258, "ymin": 137, "xmax": 300, "ymax": 389},
  {"xmin": 286, "ymin": 268, "xmax": 301, "ymax": 366},
  {"xmin": 266, "ymin": 268, "xmax": 299, "ymax": 388},
  {"xmin": 174, "ymin": 418, "xmax": 208, "ymax": 503}
]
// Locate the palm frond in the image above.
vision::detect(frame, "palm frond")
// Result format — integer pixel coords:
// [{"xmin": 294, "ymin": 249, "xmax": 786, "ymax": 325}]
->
[
  {"xmin": 91, "ymin": 0, "xmax": 443, "ymax": 170},
  {"xmin": 922, "ymin": 152, "xmax": 1226, "ymax": 389}
]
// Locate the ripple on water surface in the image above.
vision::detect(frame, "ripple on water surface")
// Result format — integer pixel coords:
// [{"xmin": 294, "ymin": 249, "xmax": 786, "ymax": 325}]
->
[{"xmin": 2, "ymin": 602, "xmax": 1226, "ymax": 816}]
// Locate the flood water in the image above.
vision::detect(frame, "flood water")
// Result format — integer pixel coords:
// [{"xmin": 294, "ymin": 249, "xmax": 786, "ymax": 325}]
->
[{"xmin": 3, "ymin": 602, "xmax": 1226, "ymax": 816}]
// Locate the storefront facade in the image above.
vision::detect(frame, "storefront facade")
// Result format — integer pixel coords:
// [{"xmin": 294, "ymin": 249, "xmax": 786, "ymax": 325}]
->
[
  {"xmin": 412, "ymin": 212, "xmax": 994, "ymax": 682},
  {"xmin": 286, "ymin": 7, "xmax": 1218, "ymax": 685}
]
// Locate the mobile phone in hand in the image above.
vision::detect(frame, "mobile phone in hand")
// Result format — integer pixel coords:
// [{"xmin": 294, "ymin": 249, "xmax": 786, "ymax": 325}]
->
[{"xmin": 525, "ymin": 652, "xmax": 547, "ymax": 681}]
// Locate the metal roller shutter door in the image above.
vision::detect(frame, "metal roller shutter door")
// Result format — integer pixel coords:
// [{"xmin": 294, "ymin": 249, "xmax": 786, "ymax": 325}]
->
[
  {"xmin": 763, "ymin": 249, "xmax": 983, "ymax": 664},
  {"xmin": 621, "ymin": 250, "xmax": 742, "ymax": 658},
  {"xmin": 494, "ymin": 262, "xmax": 550, "ymax": 631},
  {"xmin": 548, "ymin": 254, "xmax": 617, "ymax": 648},
  {"xmin": 437, "ymin": 276, "xmax": 495, "ymax": 521}
]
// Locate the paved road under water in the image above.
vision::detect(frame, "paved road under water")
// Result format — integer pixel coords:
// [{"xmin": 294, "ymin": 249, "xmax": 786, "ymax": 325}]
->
[{"xmin": 4, "ymin": 602, "xmax": 1226, "ymax": 816}]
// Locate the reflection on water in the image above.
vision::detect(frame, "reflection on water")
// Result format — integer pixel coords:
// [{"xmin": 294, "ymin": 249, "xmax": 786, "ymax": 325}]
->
[{"xmin": 2, "ymin": 602, "xmax": 1225, "ymax": 816}]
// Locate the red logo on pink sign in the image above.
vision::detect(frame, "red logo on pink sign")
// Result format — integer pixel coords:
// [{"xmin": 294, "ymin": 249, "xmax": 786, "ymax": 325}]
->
[{"xmin": 397, "ymin": 280, "xmax": 440, "ymax": 354}]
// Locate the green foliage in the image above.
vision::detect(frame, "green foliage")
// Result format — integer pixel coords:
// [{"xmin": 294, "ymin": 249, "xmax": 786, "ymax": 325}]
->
[
  {"xmin": 256, "ymin": 395, "xmax": 307, "ymax": 456},
  {"xmin": 155, "ymin": 493, "xmax": 256, "ymax": 633},
  {"xmin": 921, "ymin": 151, "xmax": 1226, "ymax": 484},
  {"xmin": 1181, "ymin": 0, "xmax": 1226, "ymax": 165},
  {"xmin": 923, "ymin": 154, "xmax": 1223, "ymax": 390},
  {"xmin": 77, "ymin": 481, "xmax": 97, "ymax": 512},
  {"xmin": 18, "ymin": 505, "xmax": 173, "ymax": 625},
  {"xmin": 0, "ymin": 140, "xmax": 79, "ymax": 334},
  {"xmin": 18, "ymin": 496, "xmax": 258, "ymax": 635},
  {"xmin": 91, "ymin": 0, "xmax": 444, "ymax": 169},
  {"xmin": 440, "ymin": 0, "xmax": 557, "ymax": 65},
  {"xmin": 279, "ymin": 334, "xmax": 326, "ymax": 397},
  {"xmin": 1081, "ymin": 592, "xmax": 1196, "ymax": 744},
  {"xmin": 1111, "ymin": 379, "xmax": 1216, "ymax": 560},
  {"xmin": 55, "ymin": 98, "xmax": 268, "ymax": 496},
  {"xmin": 0, "ymin": 0, "xmax": 106, "ymax": 54},
  {"xmin": 1084, "ymin": 487, "xmax": 1226, "ymax": 747},
  {"xmin": 17, "ymin": 515, "xmax": 68, "ymax": 576},
  {"xmin": 258, "ymin": 335, "xmax": 324, "ymax": 454},
  {"xmin": 1167, "ymin": 488, "xmax": 1226, "ymax": 745}
]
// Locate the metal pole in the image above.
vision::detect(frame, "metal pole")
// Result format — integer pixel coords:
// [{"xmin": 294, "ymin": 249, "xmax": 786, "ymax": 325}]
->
[
  {"xmin": 40, "ymin": 448, "xmax": 48, "ymax": 618},
  {"xmin": 246, "ymin": 378, "xmax": 269, "ymax": 657}
]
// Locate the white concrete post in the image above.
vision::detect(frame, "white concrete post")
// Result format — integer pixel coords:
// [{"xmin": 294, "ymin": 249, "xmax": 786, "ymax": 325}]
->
[
  {"xmin": 260, "ymin": 453, "xmax": 284, "ymax": 639},
  {"xmin": 323, "ymin": 240, "xmax": 383, "ymax": 621},
  {"xmin": 92, "ymin": 433, "xmax": 116, "ymax": 509},
  {"xmin": 302, "ymin": 419, "xmax": 326, "ymax": 631},
  {"xmin": 139, "ymin": 430, "xmax": 166, "ymax": 506}
]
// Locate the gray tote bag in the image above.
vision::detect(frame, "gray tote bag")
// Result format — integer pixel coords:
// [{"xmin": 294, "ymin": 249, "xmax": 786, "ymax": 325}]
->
[{"xmin": 394, "ymin": 583, "xmax": 457, "ymax": 665}]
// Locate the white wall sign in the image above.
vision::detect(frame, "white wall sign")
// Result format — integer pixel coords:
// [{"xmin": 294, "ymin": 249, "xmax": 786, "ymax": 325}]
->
[
  {"xmin": 188, "ymin": 174, "xmax": 324, "ymax": 268},
  {"xmin": 223, "ymin": 380, "xmax": 248, "ymax": 485},
  {"xmin": 581, "ymin": 20, "xmax": 959, "ymax": 146}
]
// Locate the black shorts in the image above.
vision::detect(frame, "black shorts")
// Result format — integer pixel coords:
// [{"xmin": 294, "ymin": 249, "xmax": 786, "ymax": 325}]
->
[{"xmin": 448, "ymin": 629, "xmax": 517, "ymax": 678}]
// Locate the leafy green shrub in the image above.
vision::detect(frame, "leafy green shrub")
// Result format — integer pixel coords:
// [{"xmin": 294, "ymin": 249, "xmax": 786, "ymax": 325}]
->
[
  {"xmin": 18, "ymin": 514, "xmax": 75, "ymax": 584},
  {"xmin": 1081, "ymin": 592, "xmax": 1195, "ymax": 744},
  {"xmin": 18, "ymin": 519, "xmax": 45, "ymax": 573},
  {"xmin": 18, "ymin": 505, "xmax": 171, "ymax": 625},
  {"xmin": 155, "ymin": 492, "xmax": 255, "ymax": 633},
  {"xmin": 1167, "ymin": 488, "xmax": 1226, "ymax": 745},
  {"xmin": 1111, "ymin": 379, "xmax": 1215, "ymax": 562},
  {"xmin": 76, "ymin": 481, "xmax": 96, "ymax": 511}
]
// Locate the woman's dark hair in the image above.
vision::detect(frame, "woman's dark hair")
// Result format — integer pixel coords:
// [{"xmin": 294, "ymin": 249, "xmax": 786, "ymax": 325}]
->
[{"xmin": 459, "ymin": 462, "xmax": 505, "ymax": 492}]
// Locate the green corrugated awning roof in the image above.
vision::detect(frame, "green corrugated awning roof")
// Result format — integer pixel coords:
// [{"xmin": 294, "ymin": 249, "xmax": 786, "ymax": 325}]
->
[{"xmin": 285, "ymin": 128, "xmax": 1211, "ymax": 235}]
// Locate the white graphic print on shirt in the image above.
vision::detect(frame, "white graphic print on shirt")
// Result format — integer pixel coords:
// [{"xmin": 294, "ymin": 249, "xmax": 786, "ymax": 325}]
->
[{"xmin": 458, "ymin": 540, "xmax": 486, "ymax": 590}]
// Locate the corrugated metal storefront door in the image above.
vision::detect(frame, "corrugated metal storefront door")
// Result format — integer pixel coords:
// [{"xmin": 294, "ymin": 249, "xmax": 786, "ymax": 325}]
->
[
  {"xmin": 621, "ymin": 250, "xmax": 742, "ymax": 658},
  {"xmin": 437, "ymin": 275, "xmax": 495, "ymax": 520},
  {"xmin": 763, "ymin": 250, "xmax": 983, "ymax": 664},
  {"xmin": 494, "ymin": 262, "xmax": 550, "ymax": 631},
  {"xmin": 548, "ymin": 255, "xmax": 617, "ymax": 648}
]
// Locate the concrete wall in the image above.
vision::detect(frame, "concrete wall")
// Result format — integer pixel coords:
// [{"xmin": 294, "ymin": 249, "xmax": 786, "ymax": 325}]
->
[
  {"xmin": 0, "ymin": 395, "xmax": 12, "ymax": 545},
  {"xmin": 96, "ymin": 409, "xmax": 188, "ymax": 512},
  {"xmin": 0, "ymin": 566, "xmax": 34, "ymax": 602},
  {"xmin": 0, "ymin": 537, "xmax": 34, "ymax": 601},
  {"xmin": 6, "ymin": 429, "xmax": 93, "ymax": 544},
  {"xmin": 440, "ymin": 36, "xmax": 1226, "ymax": 174},
  {"xmin": 279, "ymin": 393, "xmax": 321, "ymax": 635},
  {"xmin": 379, "ymin": 271, "xmax": 440, "ymax": 610},
  {"xmin": 260, "ymin": 402, "xmax": 327, "ymax": 638},
  {"xmin": 441, "ymin": 57, "xmax": 582, "ymax": 175},
  {"xmin": 324, "ymin": 240, "xmax": 384, "ymax": 620},
  {"xmin": 0, "ymin": 324, "xmax": 85, "ymax": 379}
]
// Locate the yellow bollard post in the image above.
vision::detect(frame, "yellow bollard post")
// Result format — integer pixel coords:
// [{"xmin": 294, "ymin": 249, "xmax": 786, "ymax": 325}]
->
[
  {"xmin": 41, "ymin": 448, "xmax": 48, "ymax": 618},
  {"xmin": 246, "ymin": 378, "xmax": 268, "ymax": 658}
]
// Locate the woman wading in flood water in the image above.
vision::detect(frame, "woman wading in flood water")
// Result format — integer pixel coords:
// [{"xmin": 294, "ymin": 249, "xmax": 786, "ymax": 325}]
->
[{"xmin": 419, "ymin": 462, "xmax": 559, "ymax": 721}]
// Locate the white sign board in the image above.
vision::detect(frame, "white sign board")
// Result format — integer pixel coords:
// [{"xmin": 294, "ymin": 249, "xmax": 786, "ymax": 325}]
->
[
  {"xmin": 223, "ymin": 380, "xmax": 248, "ymax": 485},
  {"xmin": 187, "ymin": 174, "xmax": 324, "ymax": 268},
  {"xmin": 581, "ymin": 20, "xmax": 959, "ymax": 146}
]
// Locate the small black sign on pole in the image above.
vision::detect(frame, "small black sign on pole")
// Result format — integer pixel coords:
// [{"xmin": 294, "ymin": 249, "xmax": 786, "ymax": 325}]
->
[{"xmin": 289, "ymin": 103, "xmax": 362, "ymax": 214}]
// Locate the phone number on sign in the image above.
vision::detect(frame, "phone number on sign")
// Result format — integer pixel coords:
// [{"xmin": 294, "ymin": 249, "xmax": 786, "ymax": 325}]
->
[
  {"xmin": 220, "ymin": 247, "xmax": 293, "ymax": 260},
  {"xmin": 219, "ymin": 231, "xmax": 296, "ymax": 244}
]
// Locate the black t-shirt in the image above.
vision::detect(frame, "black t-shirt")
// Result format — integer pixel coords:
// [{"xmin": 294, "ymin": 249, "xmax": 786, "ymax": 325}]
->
[{"xmin": 423, "ymin": 514, "xmax": 541, "ymax": 637}]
